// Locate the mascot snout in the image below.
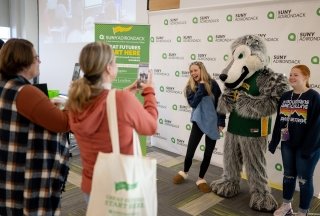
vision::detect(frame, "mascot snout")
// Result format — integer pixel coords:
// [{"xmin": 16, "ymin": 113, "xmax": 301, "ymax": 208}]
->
[{"xmin": 222, "ymin": 66, "xmax": 250, "ymax": 89}]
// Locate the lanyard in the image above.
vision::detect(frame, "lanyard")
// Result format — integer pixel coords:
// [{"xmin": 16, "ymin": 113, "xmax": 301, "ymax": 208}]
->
[{"xmin": 286, "ymin": 91, "xmax": 303, "ymax": 128}]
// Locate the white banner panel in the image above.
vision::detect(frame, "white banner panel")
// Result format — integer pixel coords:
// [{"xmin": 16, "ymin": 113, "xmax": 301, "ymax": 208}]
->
[{"xmin": 149, "ymin": 0, "xmax": 320, "ymax": 197}]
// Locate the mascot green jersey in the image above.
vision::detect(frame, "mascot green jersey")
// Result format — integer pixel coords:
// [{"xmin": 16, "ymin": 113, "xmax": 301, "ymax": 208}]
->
[{"xmin": 211, "ymin": 35, "xmax": 289, "ymax": 212}]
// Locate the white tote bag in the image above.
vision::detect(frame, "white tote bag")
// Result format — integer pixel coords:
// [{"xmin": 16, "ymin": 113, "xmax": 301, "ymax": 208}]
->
[{"xmin": 86, "ymin": 89, "xmax": 157, "ymax": 216}]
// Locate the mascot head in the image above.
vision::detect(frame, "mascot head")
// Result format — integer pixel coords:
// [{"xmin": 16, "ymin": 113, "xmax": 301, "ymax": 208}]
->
[{"xmin": 220, "ymin": 35, "xmax": 268, "ymax": 89}]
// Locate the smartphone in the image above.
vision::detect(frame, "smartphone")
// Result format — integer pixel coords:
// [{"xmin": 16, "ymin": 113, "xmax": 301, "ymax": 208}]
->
[
  {"xmin": 137, "ymin": 63, "xmax": 149, "ymax": 88},
  {"xmin": 72, "ymin": 63, "xmax": 81, "ymax": 81}
]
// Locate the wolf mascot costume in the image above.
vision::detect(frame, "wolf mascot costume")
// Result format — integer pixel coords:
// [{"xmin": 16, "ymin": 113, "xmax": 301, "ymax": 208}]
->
[{"xmin": 210, "ymin": 35, "xmax": 289, "ymax": 212}]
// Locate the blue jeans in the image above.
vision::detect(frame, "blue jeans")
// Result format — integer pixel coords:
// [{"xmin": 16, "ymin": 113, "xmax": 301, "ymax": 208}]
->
[{"xmin": 281, "ymin": 143, "xmax": 320, "ymax": 210}]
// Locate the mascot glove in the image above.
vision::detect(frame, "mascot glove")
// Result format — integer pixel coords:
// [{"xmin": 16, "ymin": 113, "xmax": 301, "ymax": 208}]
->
[
  {"xmin": 236, "ymin": 90, "xmax": 249, "ymax": 100},
  {"xmin": 222, "ymin": 88, "xmax": 238, "ymax": 103},
  {"xmin": 218, "ymin": 89, "xmax": 237, "ymax": 114},
  {"xmin": 234, "ymin": 91, "xmax": 250, "ymax": 109}
]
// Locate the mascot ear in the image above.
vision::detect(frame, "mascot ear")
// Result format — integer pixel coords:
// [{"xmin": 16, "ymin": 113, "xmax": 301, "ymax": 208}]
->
[
  {"xmin": 254, "ymin": 52, "xmax": 268, "ymax": 67},
  {"xmin": 247, "ymin": 35, "xmax": 268, "ymax": 67},
  {"xmin": 245, "ymin": 35, "xmax": 260, "ymax": 47}
]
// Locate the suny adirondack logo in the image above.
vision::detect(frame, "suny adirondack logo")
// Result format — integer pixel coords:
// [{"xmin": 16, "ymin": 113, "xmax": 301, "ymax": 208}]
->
[
  {"xmin": 115, "ymin": 181, "xmax": 138, "ymax": 191},
  {"xmin": 112, "ymin": 26, "xmax": 133, "ymax": 34},
  {"xmin": 267, "ymin": 9, "xmax": 306, "ymax": 19}
]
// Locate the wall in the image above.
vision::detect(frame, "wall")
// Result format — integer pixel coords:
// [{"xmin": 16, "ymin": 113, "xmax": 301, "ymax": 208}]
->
[
  {"xmin": 180, "ymin": 0, "xmax": 279, "ymax": 8},
  {"xmin": 38, "ymin": 0, "xmax": 149, "ymax": 93},
  {"xmin": 1, "ymin": 0, "xmax": 148, "ymax": 89},
  {"xmin": 149, "ymin": 0, "xmax": 180, "ymax": 11},
  {"xmin": 149, "ymin": 0, "xmax": 320, "ymax": 197},
  {"xmin": 0, "ymin": 0, "xmax": 9, "ymax": 27},
  {"xmin": 9, "ymin": 0, "xmax": 38, "ymax": 48},
  {"xmin": 0, "ymin": 0, "xmax": 38, "ymax": 53}
]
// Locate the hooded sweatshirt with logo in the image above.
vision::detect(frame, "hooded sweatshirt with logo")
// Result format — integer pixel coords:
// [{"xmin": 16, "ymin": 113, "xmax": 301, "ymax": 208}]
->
[{"xmin": 269, "ymin": 89, "xmax": 320, "ymax": 158}]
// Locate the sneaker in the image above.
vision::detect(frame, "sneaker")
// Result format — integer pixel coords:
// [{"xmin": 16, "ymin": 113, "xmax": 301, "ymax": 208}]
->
[
  {"xmin": 196, "ymin": 179, "xmax": 211, "ymax": 193},
  {"xmin": 173, "ymin": 171, "xmax": 188, "ymax": 184},
  {"xmin": 273, "ymin": 203, "xmax": 293, "ymax": 216}
]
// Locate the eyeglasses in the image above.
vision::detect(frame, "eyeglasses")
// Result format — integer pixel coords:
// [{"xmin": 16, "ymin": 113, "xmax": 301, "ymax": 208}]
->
[{"xmin": 34, "ymin": 55, "xmax": 40, "ymax": 61}]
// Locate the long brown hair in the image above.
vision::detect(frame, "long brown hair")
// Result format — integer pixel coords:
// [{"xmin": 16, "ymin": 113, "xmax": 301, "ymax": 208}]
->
[
  {"xmin": 184, "ymin": 61, "xmax": 212, "ymax": 97},
  {"xmin": 291, "ymin": 64, "xmax": 310, "ymax": 88},
  {"xmin": 66, "ymin": 42, "xmax": 114, "ymax": 113}
]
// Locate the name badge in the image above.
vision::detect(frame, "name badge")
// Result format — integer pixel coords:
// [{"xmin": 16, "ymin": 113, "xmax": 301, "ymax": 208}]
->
[{"xmin": 281, "ymin": 128, "xmax": 289, "ymax": 141}]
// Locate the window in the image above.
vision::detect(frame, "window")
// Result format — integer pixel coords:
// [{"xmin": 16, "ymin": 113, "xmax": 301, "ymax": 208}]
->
[{"xmin": 0, "ymin": 26, "xmax": 10, "ymax": 42}]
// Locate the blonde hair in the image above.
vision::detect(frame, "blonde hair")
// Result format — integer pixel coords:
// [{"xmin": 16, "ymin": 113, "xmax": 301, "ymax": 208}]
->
[
  {"xmin": 184, "ymin": 61, "xmax": 213, "ymax": 97},
  {"xmin": 291, "ymin": 64, "xmax": 310, "ymax": 88},
  {"xmin": 66, "ymin": 42, "xmax": 114, "ymax": 112}
]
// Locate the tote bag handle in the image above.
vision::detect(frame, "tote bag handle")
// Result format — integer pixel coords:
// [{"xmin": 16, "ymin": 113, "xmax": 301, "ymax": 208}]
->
[{"xmin": 106, "ymin": 89, "xmax": 142, "ymax": 156}]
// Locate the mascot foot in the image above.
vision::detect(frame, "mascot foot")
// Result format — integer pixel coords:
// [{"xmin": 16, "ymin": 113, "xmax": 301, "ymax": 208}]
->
[
  {"xmin": 249, "ymin": 191, "xmax": 278, "ymax": 212},
  {"xmin": 210, "ymin": 179, "xmax": 240, "ymax": 198}
]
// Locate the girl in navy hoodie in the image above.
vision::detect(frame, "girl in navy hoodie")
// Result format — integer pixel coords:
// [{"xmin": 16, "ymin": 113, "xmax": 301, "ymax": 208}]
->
[{"xmin": 269, "ymin": 65, "xmax": 320, "ymax": 216}]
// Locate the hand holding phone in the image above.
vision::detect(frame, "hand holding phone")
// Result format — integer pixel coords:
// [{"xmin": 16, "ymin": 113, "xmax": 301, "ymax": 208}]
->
[
  {"xmin": 137, "ymin": 63, "xmax": 149, "ymax": 88},
  {"xmin": 72, "ymin": 63, "xmax": 81, "ymax": 81},
  {"xmin": 139, "ymin": 70, "xmax": 154, "ymax": 89},
  {"xmin": 124, "ymin": 80, "xmax": 139, "ymax": 94}
]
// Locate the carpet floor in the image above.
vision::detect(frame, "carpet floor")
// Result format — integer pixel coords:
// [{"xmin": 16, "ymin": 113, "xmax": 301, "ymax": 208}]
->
[{"xmin": 61, "ymin": 145, "xmax": 320, "ymax": 216}]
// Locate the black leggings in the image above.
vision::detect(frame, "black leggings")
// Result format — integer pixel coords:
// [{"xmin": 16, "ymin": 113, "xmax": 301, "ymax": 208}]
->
[{"xmin": 184, "ymin": 122, "xmax": 216, "ymax": 178}]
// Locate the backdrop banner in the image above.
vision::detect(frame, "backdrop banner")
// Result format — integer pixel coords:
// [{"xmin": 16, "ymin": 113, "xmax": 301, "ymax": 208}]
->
[
  {"xmin": 149, "ymin": 0, "xmax": 320, "ymax": 197},
  {"xmin": 95, "ymin": 23, "xmax": 150, "ymax": 155}
]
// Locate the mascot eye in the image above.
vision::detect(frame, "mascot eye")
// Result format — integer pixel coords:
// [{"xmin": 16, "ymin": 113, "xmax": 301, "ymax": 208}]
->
[{"xmin": 233, "ymin": 45, "xmax": 252, "ymax": 61}]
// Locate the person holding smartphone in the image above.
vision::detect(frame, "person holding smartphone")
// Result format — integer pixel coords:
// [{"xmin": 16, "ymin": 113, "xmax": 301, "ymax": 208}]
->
[{"xmin": 66, "ymin": 42, "xmax": 158, "ymax": 203}]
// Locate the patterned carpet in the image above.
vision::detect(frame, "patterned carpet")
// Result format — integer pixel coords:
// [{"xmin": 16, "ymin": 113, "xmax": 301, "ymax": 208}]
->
[{"xmin": 61, "ymin": 145, "xmax": 320, "ymax": 216}]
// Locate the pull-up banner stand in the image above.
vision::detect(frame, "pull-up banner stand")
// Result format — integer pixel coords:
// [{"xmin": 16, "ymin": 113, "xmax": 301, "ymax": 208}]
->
[{"xmin": 95, "ymin": 23, "xmax": 150, "ymax": 155}]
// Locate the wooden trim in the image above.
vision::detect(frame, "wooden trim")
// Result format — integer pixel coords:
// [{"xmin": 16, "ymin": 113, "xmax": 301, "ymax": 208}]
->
[{"xmin": 149, "ymin": 0, "xmax": 180, "ymax": 11}]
